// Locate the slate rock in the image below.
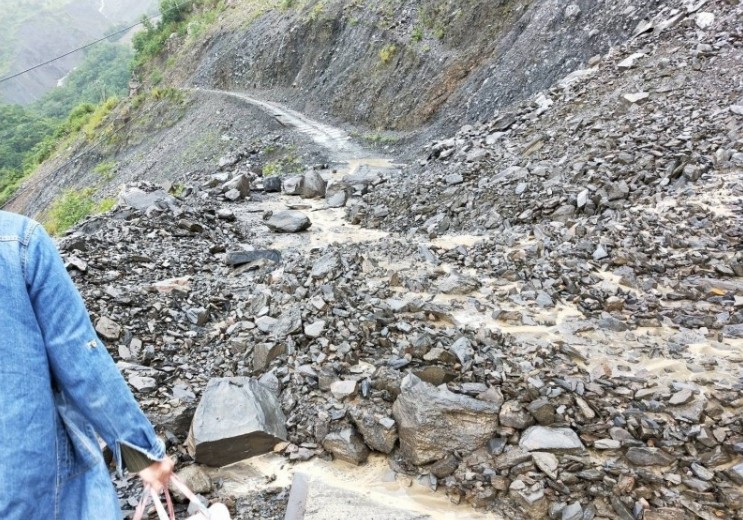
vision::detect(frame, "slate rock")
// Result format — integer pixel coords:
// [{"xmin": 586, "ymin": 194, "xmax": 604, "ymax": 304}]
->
[
  {"xmin": 301, "ymin": 170, "xmax": 327, "ymax": 198},
  {"xmin": 519, "ymin": 426, "xmax": 585, "ymax": 453},
  {"xmin": 392, "ymin": 374, "xmax": 499, "ymax": 465},
  {"xmin": 322, "ymin": 428, "xmax": 370, "ymax": 465},
  {"xmin": 225, "ymin": 249, "xmax": 281, "ymax": 267},
  {"xmin": 187, "ymin": 377, "xmax": 287, "ymax": 466},
  {"xmin": 350, "ymin": 408, "xmax": 398, "ymax": 454},
  {"xmin": 265, "ymin": 211, "xmax": 312, "ymax": 233},
  {"xmin": 625, "ymin": 447, "xmax": 675, "ymax": 467}
]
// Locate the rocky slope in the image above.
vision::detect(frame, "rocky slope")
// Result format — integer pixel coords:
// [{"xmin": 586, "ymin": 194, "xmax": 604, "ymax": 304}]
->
[
  {"xmin": 8, "ymin": 0, "xmax": 743, "ymax": 519},
  {"xmin": 181, "ymin": 0, "xmax": 669, "ymax": 132}
]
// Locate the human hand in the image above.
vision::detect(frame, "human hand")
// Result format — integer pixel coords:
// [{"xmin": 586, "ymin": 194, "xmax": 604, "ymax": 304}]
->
[{"xmin": 138, "ymin": 457, "xmax": 175, "ymax": 493}]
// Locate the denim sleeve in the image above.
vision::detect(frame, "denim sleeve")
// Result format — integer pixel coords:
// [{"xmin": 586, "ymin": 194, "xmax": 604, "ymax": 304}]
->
[{"xmin": 23, "ymin": 223, "xmax": 165, "ymax": 472}]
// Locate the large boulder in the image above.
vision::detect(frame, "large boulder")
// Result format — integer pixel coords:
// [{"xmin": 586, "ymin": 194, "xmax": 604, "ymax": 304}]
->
[
  {"xmin": 300, "ymin": 170, "xmax": 327, "ymax": 198},
  {"xmin": 187, "ymin": 377, "xmax": 287, "ymax": 466},
  {"xmin": 392, "ymin": 374, "xmax": 500, "ymax": 465},
  {"xmin": 265, "ymin": 211, "xmax": 312, "ymax": 233},
  {"xmin": 221, "ymin": 174, "xmax": 251, "ymax": 199},
  {"xmin": 118, "ymin": 187, "xmax": 175, "ymax": 214}
]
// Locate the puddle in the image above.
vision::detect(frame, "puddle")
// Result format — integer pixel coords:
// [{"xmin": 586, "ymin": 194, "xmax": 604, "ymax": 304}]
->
[{"xmin": 207, "ymin": 454, "xmax": 501, "ymax": 520}]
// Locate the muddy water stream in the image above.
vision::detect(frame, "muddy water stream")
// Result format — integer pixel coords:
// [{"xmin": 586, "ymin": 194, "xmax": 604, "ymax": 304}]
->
[
  {"xmin": 201, "ymin": 90, "xmax": 506, "ymax": 516},
  {"xmin": 207, "ymin": 454, "xmax": 499, "ymax": 520}
]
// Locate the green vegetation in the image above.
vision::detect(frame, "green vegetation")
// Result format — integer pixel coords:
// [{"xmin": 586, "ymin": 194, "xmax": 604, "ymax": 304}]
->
[
  {"xmin": 132, "ymin": 0, "xmax": 228, "ymax": 68},
  {"xmin": 35, "ymin": 43, "xmax": 132, "ymax": 119},
  {"xmin": 261, "ymin": 147, "xmax": 303, "ymax": 176},
  {"xmin": 44, "ymin": 188, "xmax": 118, "ymax": 235},
  {"xmin": 379, "ymin": 44, "xmax": 397, "ymax": 65},
  {"xmin": 44, "ymin": 188, "xmax": 96, "ymax": 235},
  {"xmin": 96, "ymin": 197, "xmax": 117, "ymax": 213},
  {"xmin": 420, "ymin": 2, "xmax": 449, "ymax": 40},
  {"xmin": 0, "ymin": 41, "xmax": 132, "ymax": 207},
  {"xmin": 411, "ymin": 25, "xmax": 424, "ymax": 42},
  {"xmin": 92, "ymin": 161, "xmax": 117, "ymax": 181}
]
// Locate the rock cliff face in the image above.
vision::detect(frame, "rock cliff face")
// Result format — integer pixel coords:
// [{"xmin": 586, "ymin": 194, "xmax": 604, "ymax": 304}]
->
[{"xmin": 188, "ymin": 0, "xmax": 669, "ymax": 131}]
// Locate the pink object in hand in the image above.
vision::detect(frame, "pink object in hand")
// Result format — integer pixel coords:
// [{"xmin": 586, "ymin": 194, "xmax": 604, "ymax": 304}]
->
[{"xmin": 133, "ymin": 474, "xmax": 231, "ymax": 520}]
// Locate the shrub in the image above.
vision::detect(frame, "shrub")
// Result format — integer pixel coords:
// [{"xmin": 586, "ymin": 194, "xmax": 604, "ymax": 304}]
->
[
  {"xmin": 92, "ymin": 160, "xmax": 117, "ymax": 180},
  {"xmin": 411, "ymin": 25, "xmax": 423, "ymax": 42},
  {"xmin": 45, "ymin": 188, "xmax": 96, "ymax": 235},
  {"xmin": 379, "ymin": 44, "xmax": 397, "ymax": 64}
]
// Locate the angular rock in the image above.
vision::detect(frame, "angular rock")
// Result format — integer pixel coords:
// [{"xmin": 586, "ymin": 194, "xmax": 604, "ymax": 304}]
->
[
  {"xmin": 625, "ymin": 447, "xmax": 675, "ymax": 467},
  {"xmin": 350, "ymin": 408, "xmax": 398, "ymax": 454},
  {"xmin": 500, "ymin": 400, "xmax": 536, "ymax": 429},
  {"xmin": 311, "ymin": 253, "xmax": 341, "ymax": 279},
  {"xmin": 301, "ymin": 170, "xmax": 327, "ymax": 198},
  {"xmin": 222, "ymin": 174, "xmax": 250, "ymax": 199},
  {"xmin": 187, "ymin": 377, "xmax": 287, "ymax": 466},
  {"xmin": 437, "ymin": 273, "xmax": 481, "ymax": 295},
  {"xmin": 322, "ymin": 428, "xmax": 370, "ymax": 465},
  {"xmin": 330, "ymin": 380, "xmax": 357, "ymax": 400},
  {"xmin": 170, "ymin": 465, "xmax": 212, "ymax": 499},
  {"xmin": 96, "ymin": 317, "xmax": 122, "ymax": 341},
  {"xmin": 282, "ymin": 176, "xmax": 303, "ymax": 195},
  {"xmin": 392, "ymin": 374, "xmax": 499, "ymax": 465},
  {"xmin": 265, "ymin": 210, "xmax": 311, "ymax": 233},
  {"xmin": 519, "ymin": 426, "xmax": 585, "ymax": 453}
]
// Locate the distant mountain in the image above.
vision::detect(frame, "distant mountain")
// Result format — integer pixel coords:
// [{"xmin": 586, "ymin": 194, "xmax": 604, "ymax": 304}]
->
[{"xmin": 0, "ymin": 0, "xmax": 157, "ymax": 105}]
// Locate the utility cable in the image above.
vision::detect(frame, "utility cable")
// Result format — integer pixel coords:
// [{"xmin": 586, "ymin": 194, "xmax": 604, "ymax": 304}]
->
[{"xmin": 0, "ymin": 0, "xmax": 195, "ymax": 85}]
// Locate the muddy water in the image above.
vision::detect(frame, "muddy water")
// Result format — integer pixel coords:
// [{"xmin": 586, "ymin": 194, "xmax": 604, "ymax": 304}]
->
[{"xmin": 206, "ymin": 454, "xmax": 501, "ymax": 520}]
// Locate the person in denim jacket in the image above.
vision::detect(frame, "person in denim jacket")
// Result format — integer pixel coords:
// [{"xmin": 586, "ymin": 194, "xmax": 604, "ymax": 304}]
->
[{"xmin": 0, "ymin": 210, "xmax": 173, "ymax": 519}]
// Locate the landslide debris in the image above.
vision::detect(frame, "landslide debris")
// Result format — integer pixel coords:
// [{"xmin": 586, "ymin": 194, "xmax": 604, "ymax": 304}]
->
[{"xmin": 48, "ymin": 1, "xmax": 743, "ymax": 519}]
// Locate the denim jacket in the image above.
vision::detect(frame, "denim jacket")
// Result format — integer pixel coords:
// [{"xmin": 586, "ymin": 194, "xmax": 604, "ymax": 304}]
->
[{"xmin": 0, "ymin": 211, "xmax": 165, "ymax": 519}]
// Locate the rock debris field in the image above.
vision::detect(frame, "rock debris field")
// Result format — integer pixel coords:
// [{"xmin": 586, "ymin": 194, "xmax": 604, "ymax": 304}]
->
[{"xmin": 57, "ymin": 1, "xmax": 742, "ymax": 519}]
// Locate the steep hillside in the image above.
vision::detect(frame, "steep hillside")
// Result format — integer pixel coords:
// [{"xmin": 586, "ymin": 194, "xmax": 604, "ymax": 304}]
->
[
  {"xmin": 0, "ymin": 0, "xmax": 156, "ymax": 104},
  {"xmin": 176, "ymin": 0, "xmax": 669, "ymax": 132},
  {"xmin": 3, "ymin": 0, "xmax": 742, "ymax": 519}
]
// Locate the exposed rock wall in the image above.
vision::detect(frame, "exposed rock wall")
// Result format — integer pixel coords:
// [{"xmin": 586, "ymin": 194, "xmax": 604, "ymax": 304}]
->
[{"xmin": 189, "ymin": 0, "xmax": 671, "ymax": 132}]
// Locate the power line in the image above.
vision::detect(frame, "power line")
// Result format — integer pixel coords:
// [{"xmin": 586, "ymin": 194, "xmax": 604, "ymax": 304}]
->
[
  {"xmin": 0, "ymin": 21, "xmax": 144, "ymax": 85},
  {"xmin": 0, "ymin": 0, "xmax": 195, "ymax": 85}
]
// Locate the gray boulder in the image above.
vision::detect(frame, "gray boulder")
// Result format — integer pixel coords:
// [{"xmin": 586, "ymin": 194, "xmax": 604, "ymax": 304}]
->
[
  {"xmin": 221, "ymin": 174, "xmax": 250, "ymax": 199},
  {"xmin": 519, "ymin": 426, "xmax": 585, "ymax": 453},
  {"xmin": 350, "ymin": 407, "xmax": 398, "ymax": 454},
  {"xmin": 282, "ymin": 176, "xmax": 303, "ymax": 195},
  {"xmin": 392, "ymin": 374, "xmax": 499, "ymax": 465},
  {"xmin": 322, "ymin": 428, "xmax": 370, "ymax": 465},
  {"xmin": 325, "ymin": 182, "xmax": 351, "ymax": 207},
  {"xmin": 263, "ymin": 176, "xmax": 282, "ymax": 192},
  {"xmin": 265, "ymin": 211, "xmax": 311, "ymax": 233},
  {"xmin": 118, "ymin": 187, "xmax": 175, "ymax": 213},
  {"xmin": 301, "ymin": 170, "xmax": 327, "ymax": 198},
  {"xmin": 187, "ymin": 377, "xmax": 287, "ymax": 466}
]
